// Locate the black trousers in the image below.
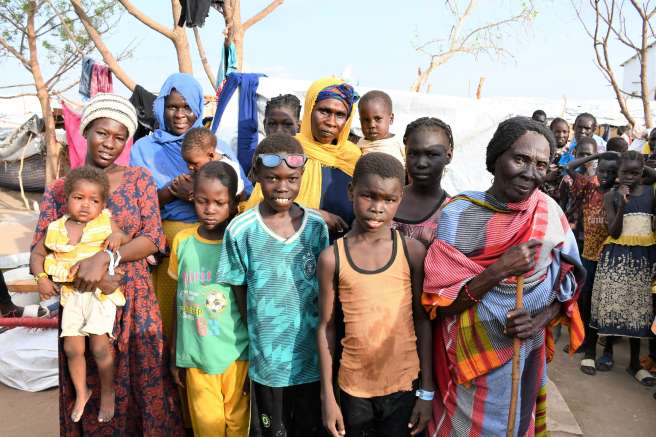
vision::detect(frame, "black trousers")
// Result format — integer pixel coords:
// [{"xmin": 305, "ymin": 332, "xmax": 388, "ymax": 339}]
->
[
  {"xmin": 340, "ymin": 389, "xmax": 416, "ymax": 437},
  {"xmin": 252, "ymin": 381, "xmax": 327, "ymax": 437}
]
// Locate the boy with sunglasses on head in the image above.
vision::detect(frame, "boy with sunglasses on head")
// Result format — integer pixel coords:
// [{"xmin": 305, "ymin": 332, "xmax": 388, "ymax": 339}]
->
[{"xmin": 218, "ymin": 133, "xmax": 330, "ymax": 436}]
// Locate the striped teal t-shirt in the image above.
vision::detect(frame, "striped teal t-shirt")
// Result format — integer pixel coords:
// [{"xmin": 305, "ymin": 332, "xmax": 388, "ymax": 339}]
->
[{"xmin": 217, "ymin": 204, "xmax": 329, "ymax": 387}]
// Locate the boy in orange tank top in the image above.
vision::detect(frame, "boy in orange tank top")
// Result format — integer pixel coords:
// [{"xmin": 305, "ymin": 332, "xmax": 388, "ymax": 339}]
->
[{"xmin": 316, "ymin": 152, "xmax": 435, "ymax": 437}]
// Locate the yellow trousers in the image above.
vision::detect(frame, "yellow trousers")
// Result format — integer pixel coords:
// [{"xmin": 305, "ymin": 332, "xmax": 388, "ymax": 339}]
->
[
  {"xmin": 153, "ymin": 220, "xmax": 196, "ymax": 427},
  {"xmin": 186, "ymin": 361, "xmax": 250, "ymax": 437}
]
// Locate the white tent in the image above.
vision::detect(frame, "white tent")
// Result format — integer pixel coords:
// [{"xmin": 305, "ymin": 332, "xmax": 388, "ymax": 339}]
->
[{"xmin": 215, "ymin": 77, "xmax": 656, "ymax": 194}]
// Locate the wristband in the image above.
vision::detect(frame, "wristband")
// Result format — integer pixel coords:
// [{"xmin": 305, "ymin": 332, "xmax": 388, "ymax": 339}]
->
[
  {"xmin": 415, "ymin": 389, "xmax": 435, "ymax": 401},
  {"xmin": 104, "ymin": 249, "xmax": 117, "ymax": 276},
  {"xmin": 35, "ymin": 272, "xmax": 49, "ymax": 281}
]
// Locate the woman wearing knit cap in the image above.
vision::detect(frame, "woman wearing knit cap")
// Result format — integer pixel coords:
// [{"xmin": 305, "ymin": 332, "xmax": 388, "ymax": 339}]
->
[{"xmin": 32, "ymin": 93, "xmax": 185, "ymax": 436}]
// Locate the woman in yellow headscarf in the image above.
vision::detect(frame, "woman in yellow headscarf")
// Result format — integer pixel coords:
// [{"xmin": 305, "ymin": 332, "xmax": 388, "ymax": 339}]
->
[{"xmin": 242, "ymin": 77, "xmax": 361, "ymax": 233}]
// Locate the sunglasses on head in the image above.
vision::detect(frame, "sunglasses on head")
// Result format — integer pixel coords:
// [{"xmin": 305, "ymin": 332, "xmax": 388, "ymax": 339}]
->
[{"xmin": 257, "ymin": 153, "xmax": 307, "ymax": 169}]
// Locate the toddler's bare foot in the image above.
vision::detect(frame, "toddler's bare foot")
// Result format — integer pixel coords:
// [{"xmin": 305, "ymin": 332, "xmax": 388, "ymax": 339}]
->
[
  {"xmin": 98, "ymin": 389, "xmax": 115, "ymax": 423},
  {"xmin": 71, "ymin": 388, "xmax": 92, "ymax": 423}
]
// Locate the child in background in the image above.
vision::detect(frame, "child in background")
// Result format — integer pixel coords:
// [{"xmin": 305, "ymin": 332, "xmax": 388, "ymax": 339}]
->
[
  {"xmin": 590, "ymin": 151, "xmax": 656, "ymax": 386},
  {"xmin": 181, "ymin": 127, "xmax": 248, "ymax": 196},
  {"xmin": 393, "ymin": 117, "xmax": 453, "ymax": 247},
  {"xmin": 168, "ymin": 161, "xmax": 249, "ymax": 437},
  {"xmin": 217, "ymin": 134, "xmax": 330, "ymax": 436},
  {"xmin": 563, "ymin": 151, "xmax": 619, "ymax": 372},
  {"xmin": 317, "ymin": 153, "xmax": 433, "ymax": 437},
  {"xmin": 30, "ymin": 166, "xmax": 129, "ymax": 423},
  {"xmin": 263, "ymin": 94, "xmax": 301, "ymax": 137},
  {"xmin": 357, "ymin": 90, "xmax": 405, "ymax": 165},
  {"xmin": 550, "ymin": 117, "xmax": 570, "ymax": 158},
  {"xmin": 541, "ymin": 118, "xmax": 570, "ymax": 201},
  {"xmin": 606, "ymin": 136, "xmax": 629, "ymax": 154},
  {"xmin": 559, "ymin": 137, "xmax": 597, "ymax": 235},
  {"xmin": 559, "ymin": 112, "xmax": 606, "ymax": 166}
]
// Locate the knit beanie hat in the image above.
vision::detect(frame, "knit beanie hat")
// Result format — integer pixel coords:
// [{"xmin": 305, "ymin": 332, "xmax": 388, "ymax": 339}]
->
[{"xmin": 79, "ymin": 93, "xmax": 138, "ymax": 139}]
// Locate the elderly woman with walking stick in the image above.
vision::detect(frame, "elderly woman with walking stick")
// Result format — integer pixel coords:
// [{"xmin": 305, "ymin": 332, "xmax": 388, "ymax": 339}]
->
[{"xmin": 421, "ymin": 116, "xmax": 585, "ymax": 437}]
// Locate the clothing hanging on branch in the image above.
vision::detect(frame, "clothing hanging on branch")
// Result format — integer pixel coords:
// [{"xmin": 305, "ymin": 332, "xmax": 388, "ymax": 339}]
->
[
  {"xmin": 78, "ymin": 57, "xmax": 94, "ymax": 98},
  {"xmin": 178, "ymin": 0, "xmax": 211, "ymax": 27},
  {"xmin": 211, "ymin": 73, "xmax": 264, "ymax": 175},
  {"xmin": 79, "ymin": 58, "xmax": 113, "ymax": 98},
  {"xmin": 129, "ymin": 84, "xmax": 157, "ymax": 141},
  {"xmin": 216, "ymin": 42, "xmax": 238, "ymax": 95}
]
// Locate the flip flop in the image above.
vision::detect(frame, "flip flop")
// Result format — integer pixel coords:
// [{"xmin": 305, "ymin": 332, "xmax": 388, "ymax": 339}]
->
[
  {"xmin": 628, "ymin": 368, "xmax": 656, "ymax": 387},
  {"xmin": 596, "ymin": 353, "xmax": 614, "ymax": 371},
  {"xmin": 580, "ymin": 358, "xmax": 596, "ymax": 376},
  {"xmin": 0, "ymin": 304, "xmax": 48, "ymax": 318}
]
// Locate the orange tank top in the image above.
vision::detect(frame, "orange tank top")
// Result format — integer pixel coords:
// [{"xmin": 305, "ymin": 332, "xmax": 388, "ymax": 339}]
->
[{"xmin": 335, "ymin": 230, "xmax": 420, "ymax": 398}]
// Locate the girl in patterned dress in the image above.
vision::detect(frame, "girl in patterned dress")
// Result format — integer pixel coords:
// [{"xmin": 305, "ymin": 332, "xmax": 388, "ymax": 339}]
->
[{"xmin": 590, "ymin": 151, "xmax": 656, "ymax": 386}]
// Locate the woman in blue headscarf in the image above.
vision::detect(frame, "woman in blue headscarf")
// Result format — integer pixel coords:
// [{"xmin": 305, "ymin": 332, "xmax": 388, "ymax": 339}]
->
[
  {"xmin": 130, "ymin": 73, "xmax": 201, "ymax": 345},
  {"xmin": 130, "ymin": 73, "xmax": 249, "ymax": 343}
]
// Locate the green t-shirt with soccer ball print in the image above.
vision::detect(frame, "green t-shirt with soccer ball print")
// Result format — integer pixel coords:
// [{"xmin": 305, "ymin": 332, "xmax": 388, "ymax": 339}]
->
[{"xmin": 168, "ymin": 226, "xmax": 248, "ymax": 374}]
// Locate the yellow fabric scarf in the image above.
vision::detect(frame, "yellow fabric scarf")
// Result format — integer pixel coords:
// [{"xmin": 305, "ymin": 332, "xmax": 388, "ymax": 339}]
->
[{"xmin": 241, "ymin": 77, "xmax": 361, "ymax": 211}]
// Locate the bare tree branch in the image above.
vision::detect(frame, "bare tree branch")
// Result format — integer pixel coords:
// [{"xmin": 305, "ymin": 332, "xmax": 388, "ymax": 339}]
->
[
  {"xmin": 70, "ymin": 0, "xmax": 136, "ymax": 90},
  {"xmin": 44, "ymin": 0, "xmax": 85, "ymax": 56},
  {"xmin": 117, "ymin": 0, "xmax": 174, "ymax": 39},
  {"xmin": 0, "ymin": 83, "xmax": 35, "ymax": 90},
  {"xmin": 51, "ymin": 80, "xmax": 80, "ymax": 96},
  {"xmin": 572, "ymin": 0, "xmax": 637, "ymax": 126},
  {"xmin": 193, "ymin": 27, "xmax": 217, "ymax": 90},
  {"xmin": 0, "ymin": 11, "xmax": 27, "ymax": 34},
  {"xmin": 0, "ymin": 92, "xmax": 38, "ymax": 99},
  {"xmin": 243, "ymin": 0, "xmax": 284, "ymax": 31},
  {"xmin": 0, "ymin": 35, "xmax": 32, "ymax": 71},
  {"xmin": 411, "ymin": 0, "xmax": 532, "ymax": 92}
]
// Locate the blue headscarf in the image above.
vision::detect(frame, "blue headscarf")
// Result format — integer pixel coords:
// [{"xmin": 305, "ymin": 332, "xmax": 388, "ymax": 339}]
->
[
  {"xmin": 130, "ymin": 73, "xmax": 203, "ymax": 222},
  {"xmin": 315, "ymin": 83, "xmax": 359, "ymax": 115},
  {"xmin": 130, "ymin": 73, "xmax": 251, "ymax": 222}
]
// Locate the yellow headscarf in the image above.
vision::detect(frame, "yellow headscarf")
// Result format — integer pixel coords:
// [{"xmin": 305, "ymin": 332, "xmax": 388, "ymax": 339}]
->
[{"xmin": 241, "ymin": 77, "xmax": 361, "ymax": 211}]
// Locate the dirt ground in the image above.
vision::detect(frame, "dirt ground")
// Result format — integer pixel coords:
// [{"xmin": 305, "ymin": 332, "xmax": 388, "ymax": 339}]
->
[
  {"xmin": 0, "ymin": 383, "xmax": 58, "ymax": 437},
  {"xmin": 549, "ymin": 334, "xmax": 656, "ymax": 437},
  {"xmin": 2, "ymin": 335, "xmax": 654, "ymax": 436}
]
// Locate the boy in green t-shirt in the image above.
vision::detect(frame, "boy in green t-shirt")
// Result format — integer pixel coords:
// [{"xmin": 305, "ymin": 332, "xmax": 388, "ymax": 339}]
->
[{"xmin": 168, "ymin": 161, "xmax": 249, "ymax": 437}]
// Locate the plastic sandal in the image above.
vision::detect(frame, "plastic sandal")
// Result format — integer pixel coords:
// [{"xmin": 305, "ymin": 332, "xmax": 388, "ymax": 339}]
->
[
  {"xmin": 596, "ymin": 353, "xmax": 614, "ymax": 371},
  {"xmin": 580, "ymin": 358, "xmax": 596, "ymax": 376},
  {"xmin": 22, "ymin": 304, "xmax": 48, "ymax": 318},
  {"xmin": 628, "ymin": 368, "xmax": 656, "ymax": 387}
]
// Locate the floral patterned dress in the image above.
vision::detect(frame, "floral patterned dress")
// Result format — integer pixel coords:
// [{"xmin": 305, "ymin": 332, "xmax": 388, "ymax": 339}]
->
[
  {"xmin": 33, "ymin": 166, "xmax": 185, "ymax": 437},
  {"xmin": 590, "ymin": 185, "xmax": 656, "ymax": 338}
]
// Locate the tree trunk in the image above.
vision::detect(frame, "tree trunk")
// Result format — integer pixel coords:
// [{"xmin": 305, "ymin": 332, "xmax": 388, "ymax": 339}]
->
[
  {"xmin": 411, "ymin": 69, "xmax": 430, "ymax": 93},
  {"xmin": 193, "ymin": 28, "xmax": 217, "ymax": 90},
  {"xmin": 26, "ymin": 1, "xmax": 59, "ymax": 184},
  {"xmin": 231, "ymin": 0, "xmax": 244, "ymax": 71},
  {"xmin": 171, "ymin": 0, "xmax": 193, "ymax": 73},
  {"xmin": 70, "ymin": 0, "xmax": 136, "ymax": 91},
  {"xmin": 640, "ymin": 19, "xmax": 653, "ymax": 128},
  {"xmin": 173, "ymin": 31, "xmax": 193, "ymax": 73}
]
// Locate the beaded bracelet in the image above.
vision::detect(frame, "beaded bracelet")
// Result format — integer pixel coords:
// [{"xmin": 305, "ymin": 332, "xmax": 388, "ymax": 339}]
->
[{"xmin": 463, "ymin": 282, "xmax": 481, "ymax": 303}]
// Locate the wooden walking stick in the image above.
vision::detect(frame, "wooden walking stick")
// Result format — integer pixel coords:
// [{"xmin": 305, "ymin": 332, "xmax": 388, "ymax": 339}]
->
[{"xmin": 506, "ymin": 275, "xmax": 524, "ymax": 437}]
